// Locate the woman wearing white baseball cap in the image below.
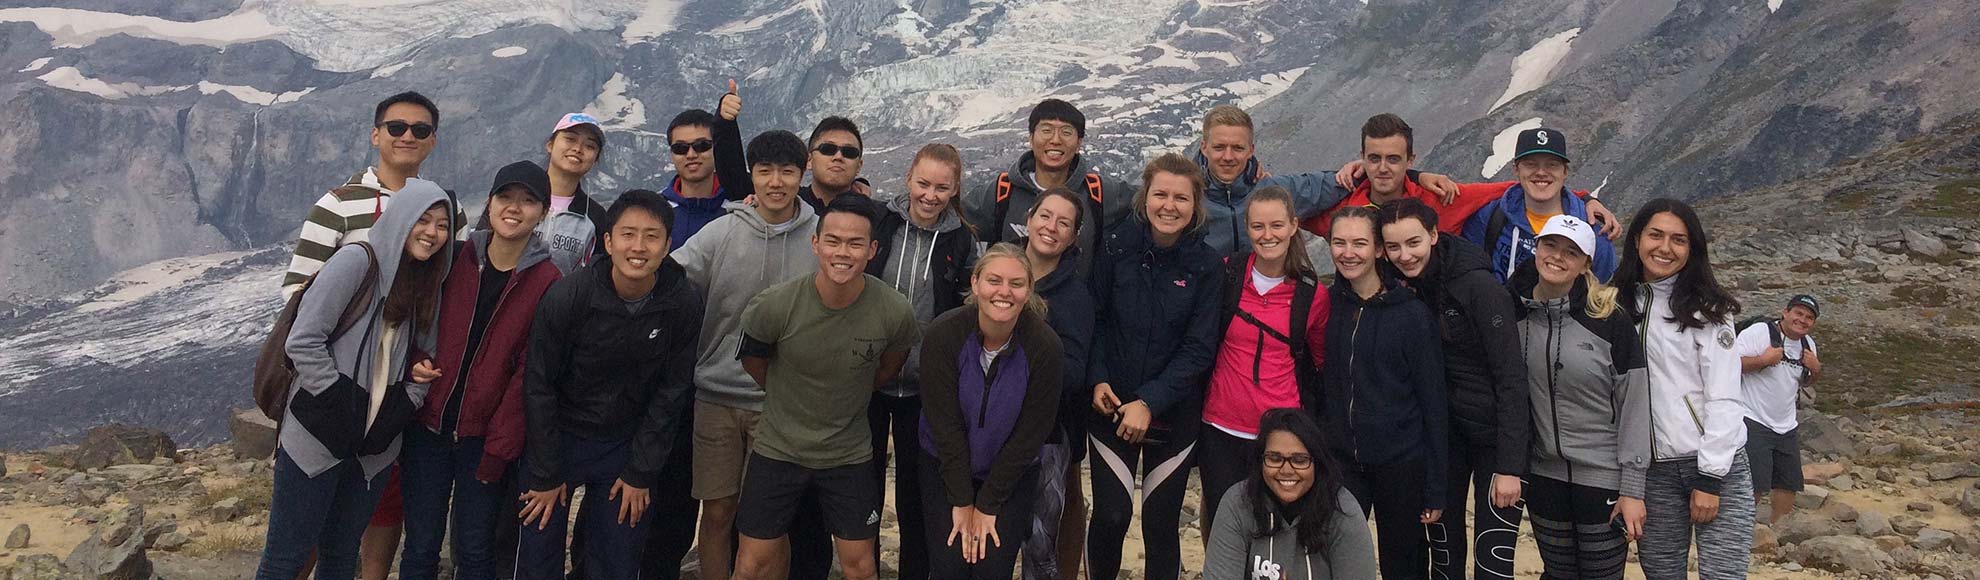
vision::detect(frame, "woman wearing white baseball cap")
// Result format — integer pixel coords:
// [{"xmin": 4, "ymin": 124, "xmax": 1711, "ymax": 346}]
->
[{"xmin": 1509, "ymin": 214, "xmax": 1651, "ymax": 580}]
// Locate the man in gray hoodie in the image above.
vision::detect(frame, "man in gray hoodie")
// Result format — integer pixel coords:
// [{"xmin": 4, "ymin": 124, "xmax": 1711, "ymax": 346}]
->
[{"xmin": 670, "ymin": 129, "xmax": 821, "ymax": 580}]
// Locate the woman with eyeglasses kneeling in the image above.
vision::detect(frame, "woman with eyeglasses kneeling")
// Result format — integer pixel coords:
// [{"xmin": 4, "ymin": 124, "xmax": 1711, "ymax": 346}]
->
[{"xmin": 1205, "ymin": 408, "xmax": 1375, "ymax": 580}]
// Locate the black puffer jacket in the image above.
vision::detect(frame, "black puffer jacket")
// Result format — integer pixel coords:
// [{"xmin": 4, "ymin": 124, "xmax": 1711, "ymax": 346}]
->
[
  {"xmin": 1386, "ymin": 236, "xmax": 1530, "ymax": 476},
  {"xmin": 521, "ymin": 260, "xmax": 704, "ymax": 491}
]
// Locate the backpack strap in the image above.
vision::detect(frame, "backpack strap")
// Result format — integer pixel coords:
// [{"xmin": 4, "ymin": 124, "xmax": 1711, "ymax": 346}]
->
[
  {"xmin": 1766, "ymin": 320, "xmax": 1785, "ymax": 349},
  {"xmin": 992, "ymin": 172, "xmax": 1014, "ymax": 243},
  {"xmin": 1485, "ymin": 207, "xmax": 1510, "ymax": 266},
  {"xmin": 1085, "ymin": 172, "xmax": 1107, "ymax": 256}
]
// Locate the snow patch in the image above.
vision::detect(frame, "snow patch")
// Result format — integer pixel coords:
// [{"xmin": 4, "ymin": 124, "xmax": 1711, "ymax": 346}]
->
[
  {"xmin": 36, "ymin": 66, "xmax": 178, "ymax": 99},
  {"xmin": 491, "ymin": 46, "xmax": 528, "ymax": 58},
  {"xmin": 1482, "ymin": 117, "xmax": 1545, "ymax": 178},
  {"xmin": 0, "ymin": 6, "xmax": 284, "ymax": 49},
  {"xmin": 583, "ymin": 73, "xmax": 648, "ymax": 132},
  {"xmin": 77, "ymin": 252, "xmax": 254, "ymax": 314},
  {"xmin": 1490, "ymin": 28, "xmax": 1579, "ymax": 113},
  {"xmin": 712, "ymin": 0, "xmax": 823, "ymax": 35},
  {"xmin": 622, "ymin": 0, "xmax": 680, "ymax": 42},
  {"xmin": 1767, "ymin": 0, "xmax": 1783, "ymax": 12},
  {"xmin": 197, "ymin": 82, "xmax": 314, "ymax": 105},
  {"xmin": 19, "ymin": 57, "xmax": 50, "ymax": 72},
  {"xmin": 371, "ymin": 61, "xmax": 414, "ymax": 79},
  {"xmin": 1591, "ymin": 173, "xmax": 1613, "ymax": 198}
]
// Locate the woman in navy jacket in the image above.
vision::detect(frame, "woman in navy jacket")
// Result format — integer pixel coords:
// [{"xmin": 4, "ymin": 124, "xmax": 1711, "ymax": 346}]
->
[
  {"xmin": 1086, "ymin": 153, "xmax": 1225, "ymax": 580},
  {"xmin": 1319, "ymin": 205, "xmax": 1447, "ymax": 580},
  {"xmin": 1015, "ymin": 187, "xmax": 1096, "ymax": 580}
]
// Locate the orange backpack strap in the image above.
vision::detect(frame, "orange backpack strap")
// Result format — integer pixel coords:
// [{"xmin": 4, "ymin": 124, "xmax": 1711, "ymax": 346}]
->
[{"xmin": 1084, "ymin": 173, "xmax": 1103, "ymax": 203}]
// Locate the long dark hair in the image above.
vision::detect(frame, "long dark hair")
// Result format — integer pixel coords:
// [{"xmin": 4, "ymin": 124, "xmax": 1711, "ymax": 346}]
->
[
  {"xmin": 381, "ymin": 201, "xmax": 449, "ymax": 333},
  {"xmin": 1247, "ymin": 408, "xmax": 1345, "ymax": 555},
  {"xmin": 1245, "ymin": 186, "xmax": 1318, "ymax": 282},
  {"xmin": 1612, "ymin": 198, "xmax": 1740, "ymax": 329}
]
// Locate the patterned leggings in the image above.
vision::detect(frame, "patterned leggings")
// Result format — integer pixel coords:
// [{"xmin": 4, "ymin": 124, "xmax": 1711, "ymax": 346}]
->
[{"xmin": 1638, "ymin": 452, "xmax": 1756, "ymax": 580}]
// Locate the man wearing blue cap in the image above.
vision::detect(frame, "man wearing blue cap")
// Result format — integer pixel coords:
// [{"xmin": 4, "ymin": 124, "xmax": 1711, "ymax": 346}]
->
[{"xmin": 1736, "ymin": 294, "xmax": 1822, "ymax": 524}]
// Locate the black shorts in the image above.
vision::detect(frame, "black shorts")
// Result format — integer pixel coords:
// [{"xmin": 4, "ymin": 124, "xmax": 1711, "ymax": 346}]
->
[
  {"xmin": 735, "ymin": 452, "xmax": 880, "ymax": 541},
  {"xmin": 1744, "ymin": 418, "xmax": 1803, "ymax": 493}
]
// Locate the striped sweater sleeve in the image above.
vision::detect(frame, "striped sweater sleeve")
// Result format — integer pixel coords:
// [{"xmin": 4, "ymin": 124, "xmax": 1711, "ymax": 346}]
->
[{"xmin": 282, "ymin": 190, "xmax": 353, "ymax": 300}]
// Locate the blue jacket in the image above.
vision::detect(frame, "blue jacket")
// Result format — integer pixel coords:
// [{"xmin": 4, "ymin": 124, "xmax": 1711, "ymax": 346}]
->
[
  {"xmin": 1321, "ymin": 274, "xmax": 1448, "ymax": 509},
  {"xmin": 1194, "ymin": 152, "xmax": 1350, "ymax": 256},
  {"xmin": 1461, "ymin": 185, "xmax": 1617, "ymax": 283},
  {"xmin": 1023, "ymin": 241, "xmax": 1095, "ymax": 432},
  {"xmin": 664, "ymin": 112, "xmax": 753, "ymax": 248},
  {"xmin": 1090, "ymin": 221, "xmax": 1225, "ymax": 419}
]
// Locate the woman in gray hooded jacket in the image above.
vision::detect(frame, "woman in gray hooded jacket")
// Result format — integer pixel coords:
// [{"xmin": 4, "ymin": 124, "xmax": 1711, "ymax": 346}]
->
[
  {"xmin": 1510, "ymin": 215, "xmax": 1650, "ymax": 580},
  {"xmin": 1205, "ymin": 409, "xmax": 1375, "ymax": 580},
  {"xmin": 256, "ymin": 179, "xmax": 456, "ymax": 580}
]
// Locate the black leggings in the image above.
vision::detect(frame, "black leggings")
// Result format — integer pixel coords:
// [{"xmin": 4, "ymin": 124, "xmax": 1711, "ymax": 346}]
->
[
  {"xmin": 1340, "ymin": 454, "xmax": 1431, "ymax": 580},
  {"xmin": 1195, "ymin": 426, "xmax": 1257, "ymax": 538},
  {"xmin": 869, "ymin": 393, "xmax": 928, "ymax": 580},
  {"xmin": 1087, "ymin": 415, "xmax": 1200, "ymax": 580},
  {"xmin": 918, "ymin": 453, "xmax": 1040, "ymax": 579},
  {"xmin": 1429, "ymin": 434, "xmax": 1522, "ymax": 580},
  {"xmin": 1525, "ymin": 476, "xmax": 1626, "ymax": 580}
]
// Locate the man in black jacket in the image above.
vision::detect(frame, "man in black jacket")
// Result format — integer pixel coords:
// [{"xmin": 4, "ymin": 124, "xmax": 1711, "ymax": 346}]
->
[{"xmin": 515, "ymin": 190, "xmax": 704, "ymax": 580}]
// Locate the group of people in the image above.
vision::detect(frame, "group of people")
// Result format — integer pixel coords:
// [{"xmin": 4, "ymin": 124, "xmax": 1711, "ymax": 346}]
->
[{"xmin": 256, "ymin": 84, "xmax": 1823, "ymax": 580}]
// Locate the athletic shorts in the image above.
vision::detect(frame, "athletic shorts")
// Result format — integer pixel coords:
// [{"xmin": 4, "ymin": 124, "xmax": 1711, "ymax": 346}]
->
[
  {"xmin": 368, "ymin": 466, "xmax": 404, "ymax": 527},
  {"xmin": 734, "ymin": 452, "xmax": 880, "ymax": 541},
  {"xmin": 691, "ymin": 400, "xmax": 761, "ymax": 500},
  {"xmin": 1744, "ymin": 418, "xmax": 1804, "ymax": 493}
]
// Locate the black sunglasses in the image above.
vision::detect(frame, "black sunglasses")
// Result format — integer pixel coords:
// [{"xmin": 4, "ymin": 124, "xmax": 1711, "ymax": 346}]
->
[
  {"xmin": 670, "ymin": 139, "xmax": 713, "ymax": 155},
  {"xmin": 814, "ymin": 143, "xmax": 862, "ymax": 159},
  {"xmin": 377, "ymin": 121, "xmax": 435, "ymax": 140}
]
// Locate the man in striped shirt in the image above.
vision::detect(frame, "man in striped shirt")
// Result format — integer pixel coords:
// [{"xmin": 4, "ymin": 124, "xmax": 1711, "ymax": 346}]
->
[{"xmin": 282, "ymin": 91, "xmax": 465, "ymax": 299}]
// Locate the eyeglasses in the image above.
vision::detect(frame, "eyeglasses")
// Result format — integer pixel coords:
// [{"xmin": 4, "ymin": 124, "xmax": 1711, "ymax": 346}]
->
[
  {"xmin": 377, "ymin": 121, "xmax": 435, "ymax": 140},
  {"xmin": 814, "ymin": 143, "xmax": 862, "ymax": 159},
  {"xmin": 671, "ymin": 139, "xmax": 713, "ymax": 155},
  {"xmin": 1033, "ymin": 126, "xmax": 1079, "ymax": 141},
  {"xmin": 1263, "ymin": 452, "xmax": 1313, "ymax": 470}
]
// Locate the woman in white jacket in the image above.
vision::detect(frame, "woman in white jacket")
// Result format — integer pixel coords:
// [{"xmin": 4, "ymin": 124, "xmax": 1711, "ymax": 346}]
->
[{"xmin": 1609, "ymin": 198, "xmax": 1753, "ymax": 580}]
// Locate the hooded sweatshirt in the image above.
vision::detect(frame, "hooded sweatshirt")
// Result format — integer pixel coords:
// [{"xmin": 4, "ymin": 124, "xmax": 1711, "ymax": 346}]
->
[
  {"xmin": 1511, "ymin": 263, "xmax": 1652, "ymax": 498},
  {"xmin": 1206, "ymin": 253, "xmax": 1329, "ymax": 437},
  {"xmin": 917, "ymin": 306, "xmax": 1063, "ymax": 516},
  {"xmin": 1462, "ymin": 183, "xmax": 1617, "ymax": 283},
  {"xmin": 420, "ymin": 230, "xmax": 562, "ymax": 482},
  {"xmin": 671, "ymin": 202, "xmax": 821, "ymax": 411},
  {"xmin": 1204, "ymin": 484, "xmax": 1377, "ymax": 580},
  {"xmin": 1194, "ymin": 152, "xmax": 1351, "ymax": 255},
  {"xmin": 282, "ymin": 179, "xmax": 457, "ymax": 479},
  {"xmin": 868, "ymin": 194, "xmax": 977, "ymax": 395},
  {"xmin": 1321, "ymin": 273, "xmax": 1447, "ymax": 508},
  {"xmin": 963, "ymin": 152, "xmax": 1133, "ymax": 275},
  {"xmin": 1634, "ymin": 276, "xmax": 1746, "ymax": 495},
  {"xmin": 1089, "ymin": 221, "xmax": 1226, "ymax": 419},
  {"xmin": 283, "ymin": 168, "xmax": 469, "ymax": 299},
  {"xmin": 1386, "ymin": 236, "xmax": 1530, "ymax": 475}
]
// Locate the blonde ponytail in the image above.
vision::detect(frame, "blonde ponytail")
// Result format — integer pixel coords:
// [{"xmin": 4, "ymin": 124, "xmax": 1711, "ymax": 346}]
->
[{"xmin": 1584, "ymin": 271, "xmax": 1618, "ymax": 319}]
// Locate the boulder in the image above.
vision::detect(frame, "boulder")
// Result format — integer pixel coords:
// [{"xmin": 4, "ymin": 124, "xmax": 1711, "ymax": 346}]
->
[
  {"xmin": 150, "ymin": 531, "xmax": 189, "ymax": 553},
  {"xmin": 1752, "ymin": 524, "xmax": 1779, "ymax": 555},
  {"xmin": 1803, "ymin": 462, "xmax": 1847, "ymax": 486},
  {"xmin": 1857, "ymin": 509, "xmax": 1892, "ymax": 537},
  {"xmin": 1927, "ymin": 462, "xmax": 1980, "ymax": 482},
  {"xmin": 62, "ymin": 504, "xmax": 150, "ymax": 580},
  {"xmin": 4, "ymin": 524, "xmax": 26, "ymax": 549},
  {"xmin": 1917, "ymin": 528, "xmax": 1956, "ymax": 551},
  {"xmin": 205, "ymin": 497, "xmax": 245, "ymax": 523},
  {"xmin": 1794, "ymin": 535, "xmax": 1892, "ymax": 574},
  {"xmin": 228, "ymin": 410, "xmax": 278, "ymax": 460},
  {"xmin": 1907, "ymin": 228, "xmax": 1949, "ymax": 258},
  {"xmin": 1818, "ymin": 500, "xmax": 1858, "ymax": 522},
  {"xmin": 5, "ymin": 554, "xmax": 73, "ymax": 580},
  {"xmin": 1893, "ymin": 513, "xmax": 1929, "ymax": 536},
  {"xmin": 70, "ymin": 426, "xmax": 177, "ymax": 471},
  {"xmin": 1961, "ymin": 486, "xmax": 1980, "ymax": 516},
  {"xmin": 1910, "ymin": 501, "xmax": 1936, "ymax": 513},
  {"xmin": 1798, "ymin": 415, "xmax": 1858, "ymax": 461},
  {"xmin": 1875, "ymin": 535, "xmax": 1909, "ymax": 551},
  {"xmin": 1776, "ymin": 511, "xmax": 1849, "ymax": 544},
  {"xmin": 1828, "ymin": 474, "xmax": 1856, "ymax": 491},
  {"xmin": 1795, "ymin": 485, "xmax": 1830, "ymax": 509}
]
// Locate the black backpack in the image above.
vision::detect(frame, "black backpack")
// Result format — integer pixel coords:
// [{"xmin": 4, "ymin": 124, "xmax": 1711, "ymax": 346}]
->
[
  {"xmin": 1219, "ymin": 256, "xmax": 1322, "ymax": 413},
  {"xmin": 1735, "ymin": 315, "xmax": 1813, "ymax": 381}
]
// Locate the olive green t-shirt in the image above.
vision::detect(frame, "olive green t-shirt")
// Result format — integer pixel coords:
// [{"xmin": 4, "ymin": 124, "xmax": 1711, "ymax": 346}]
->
[{"xmin": 741, "ymin": 274, "xmax": 919, "ymax": 469}]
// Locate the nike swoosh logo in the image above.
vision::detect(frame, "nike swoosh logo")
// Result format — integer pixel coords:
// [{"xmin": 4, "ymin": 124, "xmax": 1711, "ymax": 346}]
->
[{"xmin": 1606, "ymin": 498, "xmax": 1619, "ymax": 506}]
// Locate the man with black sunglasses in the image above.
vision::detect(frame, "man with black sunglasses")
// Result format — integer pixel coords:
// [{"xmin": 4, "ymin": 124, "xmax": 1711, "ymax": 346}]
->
[
  {"xmin": 659, "ymin": 81, "xmax": 753, "ymax": 248},
  {"xmin": 283, "ymin": 90, "xmax": 466, "ymax": 299},
  {"xmin": 800, "ymin": 116, "xmax": 869, "ymax": 211}
]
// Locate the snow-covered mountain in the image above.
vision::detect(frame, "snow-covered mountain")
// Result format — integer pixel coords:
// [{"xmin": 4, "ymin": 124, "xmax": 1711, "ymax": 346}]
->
[{"xmin": 1, "ymin": 0, "xmax": 1977, "ymax": 447}]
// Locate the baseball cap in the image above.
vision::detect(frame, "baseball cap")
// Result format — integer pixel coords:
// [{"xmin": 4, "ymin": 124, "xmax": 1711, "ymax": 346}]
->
[
  {"xmin": 551, "ymin": 112, "xmax": 605, "ymax": 145},
  {"xmin": 489, "ymin": 160, "xmax": 551, "ymax": 204},
  {"xmin": 1514, "ymin": 127, "xmax": 1570, "ymax": 163},
  {"xmin": 1786, "ymin": 294, "xmax": 1820, "ymax": 318},
  {"xmin": 1536, "ymin": 214, "xmax": 1596, "ymax": 257}
]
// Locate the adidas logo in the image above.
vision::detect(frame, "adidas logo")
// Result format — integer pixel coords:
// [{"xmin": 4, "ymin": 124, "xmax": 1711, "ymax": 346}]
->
[{"xmin": 866, "ymin": 511, "xmax": 880, "ymax": 526}]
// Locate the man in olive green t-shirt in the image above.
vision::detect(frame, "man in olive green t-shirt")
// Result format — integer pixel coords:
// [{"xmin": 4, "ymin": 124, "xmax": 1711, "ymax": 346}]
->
[{"xmin": 732, "ymin": 195, "xmax": 918, "ymax": 580}]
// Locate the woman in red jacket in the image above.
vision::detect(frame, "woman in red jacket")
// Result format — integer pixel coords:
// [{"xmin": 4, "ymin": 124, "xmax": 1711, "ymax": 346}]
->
[
  {"xmin": 398, "ymin": 161, "xmax": 567, "ymax": 580},
  {"xmin": 1198, "ymin": 186, "xmax": 1329, "ymax": 538}
]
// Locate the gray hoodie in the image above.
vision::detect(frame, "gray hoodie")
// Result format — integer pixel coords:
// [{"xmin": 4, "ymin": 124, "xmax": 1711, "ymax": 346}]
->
[
  {"xmin": 1205, "ymin": 484, "xmax": 1377, "ymax": 580},
  {"xmin": 282, "ymin": 178, "xmax": 456, "ymax": 479},
  {"xmin": 877, "ymin": 193, "xmax": 969, "ymax": 395},
  {"xmin": 671, "ymin": 201, "xmax": 820, "ymax": 411},
  {"xmin": 1515, "ymin": 277, "xmax": 1652, "ymax": 499}
]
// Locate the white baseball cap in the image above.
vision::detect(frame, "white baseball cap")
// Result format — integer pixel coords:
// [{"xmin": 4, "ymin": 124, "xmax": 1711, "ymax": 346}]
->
[{"xmin": 1537, "ymin": 214, "xmax": 1596, "ymax": 257}]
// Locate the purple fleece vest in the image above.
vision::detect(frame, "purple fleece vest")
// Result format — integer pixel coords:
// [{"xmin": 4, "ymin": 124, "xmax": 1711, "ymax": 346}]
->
[{"xmin": 920, "ymin": 332, "xmax": 1032, "ymax": 480}]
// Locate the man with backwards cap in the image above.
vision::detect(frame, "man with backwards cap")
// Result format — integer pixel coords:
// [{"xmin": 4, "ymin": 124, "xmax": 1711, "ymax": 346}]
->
[
  {"xmin": 1736, "ymin": 294, "xmax": 1822, "ymax": 524},
  {"xmin": 1463, "ymin": 127, "xmax": 1620, "ymax": 283}
]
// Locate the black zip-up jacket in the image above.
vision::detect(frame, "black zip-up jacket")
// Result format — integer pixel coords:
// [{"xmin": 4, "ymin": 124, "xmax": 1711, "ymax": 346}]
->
[
  {"xmin": 1386, "ymin": 236, "xmax": 1530, "ymax": 476},
  {"xmin": 1321, "ymin": 274, "xmax": 1448, "ymax": 509},
  {"xmin": 866, "ymin": 209, "xmax": 975, "ymax": 315},
  {"xmin": 1022, "ymin": 240, "xmax": 1096, "ymax": 434},
  {"xmin": 1089, "ymin": 221, "xmax": 1225, "ymax": 419},
  {"xmin": 521, "ymin": 259, "xmax": 704, "ymax": 491}
]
